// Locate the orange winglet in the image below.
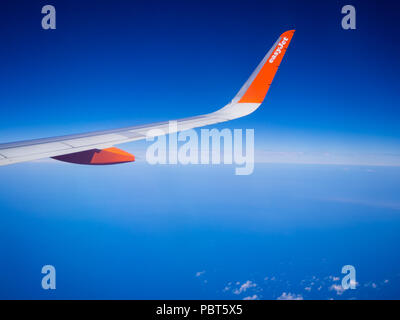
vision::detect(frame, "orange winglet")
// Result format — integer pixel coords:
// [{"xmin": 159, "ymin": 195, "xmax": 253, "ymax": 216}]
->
[
  {"xmin": 52, "ymin": 147, "xmax": 135, "ymax": 165},
  {"xmin": 238, "ymin": 30, "xmax": 295, "ymax": 104}
]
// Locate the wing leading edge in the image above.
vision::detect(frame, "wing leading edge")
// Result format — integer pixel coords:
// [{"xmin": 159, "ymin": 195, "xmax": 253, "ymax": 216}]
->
[{"xmin": 0, "ymin": 30, "xmax": 295, "ymax": 166}]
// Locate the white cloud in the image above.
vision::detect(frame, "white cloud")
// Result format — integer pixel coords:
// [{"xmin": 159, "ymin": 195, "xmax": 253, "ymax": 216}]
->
[
  {"xmin": 277, "ymin": 292, "xmax": 303, "ymax": 300},
  {"xmin": 365, "ymin": 281, "xmax": 377, "ymax": 289},
  {"xmin": 233, "ymin": 280, "xmax": 257, "ymax": 295},
  {"xmin": 350, "ymin": 280, "xmax": 359, "ymax": 288},
  {"xmin": 264, "ymin": 276, "xmax": 277, "ymax": 281},
  {"xmin": 243, "ymin": 295, "xmax": 259, "ymax": 300},
  {"xmin": 195, "ymin": 270, "xmax": 205, "ymax": 277},
  {"xmin": 329, "ymin": 284, "xmax": 345, "ymax": 295},
  {"xmin": 305, "ymin": 287, "xmax": 311, "ymax": 292}
]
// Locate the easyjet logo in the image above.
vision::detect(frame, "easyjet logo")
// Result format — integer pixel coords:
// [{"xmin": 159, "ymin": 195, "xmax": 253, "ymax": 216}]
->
[{"xmin": 269, "ymin": 37, "xmax": 289, "ymax": 63}]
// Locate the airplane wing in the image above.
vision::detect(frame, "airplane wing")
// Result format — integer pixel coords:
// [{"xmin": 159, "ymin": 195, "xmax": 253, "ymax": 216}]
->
[{"xmin": 0, "ymin": 30, "xmax": 295, "ymax": 166}]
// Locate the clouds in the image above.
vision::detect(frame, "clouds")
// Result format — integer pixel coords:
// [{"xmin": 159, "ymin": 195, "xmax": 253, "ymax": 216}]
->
[
  {"xmin": 329, "ymin": 284, "xmax": 346, "ymax": 296},
  {"xmin": 222, "ymin": 280, "xmax": 260, "ymax": 299},
  {"xmin": 195, "ymin": 270, "xmax": 206, "ymax": 277},
  {"xmin": 217, "ymin": 271, "xmax": 394, "ymax": 300},
  {"xmin": 277, "ymin": 292, "xmax": 303, "ymax": 300},
  {"xmin": 233, "ymin": 280, "xmax": 257, "ymax": 295},
  {"xmin": 364, "ymin": 279, "xmax": 390, "ymax": 289},
  {"xmin": 243, "ymin": 294, "xmax": 259, "ymax": 300}
]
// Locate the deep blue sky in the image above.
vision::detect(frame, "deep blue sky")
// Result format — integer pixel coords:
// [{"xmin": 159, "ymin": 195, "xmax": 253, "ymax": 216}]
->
[
  {"xmin": 1, "ymin": 0, "xmax": 400, "ymax": 159},
  {"xmin": 1, "ymin": 0, "xmax": 400, "ymax": 300}
]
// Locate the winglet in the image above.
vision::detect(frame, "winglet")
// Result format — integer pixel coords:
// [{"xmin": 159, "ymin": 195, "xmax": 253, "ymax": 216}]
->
[{"xmin": 232, "ymin": 30, "xmax": 295, "ymax": 104}]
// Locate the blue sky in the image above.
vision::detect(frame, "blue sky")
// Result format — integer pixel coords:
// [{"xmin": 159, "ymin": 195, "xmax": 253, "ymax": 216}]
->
[
  {"xmin": 1, "ymin": 0, "xmax": 399, "ymax": 165},
  {"xmin": 1, "ymin": 0, "xmax": 400, "ymax": 299}
]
